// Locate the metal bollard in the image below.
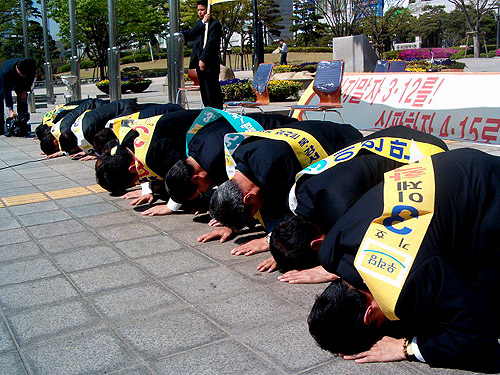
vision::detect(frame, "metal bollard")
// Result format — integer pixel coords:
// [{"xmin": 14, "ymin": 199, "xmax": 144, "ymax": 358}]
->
[
  {"xmin": 167, "ymin": 32, "xmax": 184, "ymax": 104},
  {"xmin": 108, "ymin": 46, "xmax": 121, "ymax": 101},
  {"xmin": 44, "ymin": 62, "xmax": 55, "ymax": 104}
]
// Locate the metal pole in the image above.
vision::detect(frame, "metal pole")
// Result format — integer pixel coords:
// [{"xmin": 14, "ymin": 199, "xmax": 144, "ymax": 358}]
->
[
  {"xmin": 41, "ymin": 0, "xmax": 55, "ymax": 104},
  {"xmin": 167, "ymin": 0, "xmax": 184, "ymax": 104},
  {"xmin": 107, "ymin": 0, "xmax": 121, "ymax": 100},
  {"xmin": 251, "ymin": 0, "xmax": 264, "ymax": 72},
  {"xmin": 496, "ymin": 5, "xmax": 499, "ymax": 51},
  {"xmin": 20, "ymin": 0, "xmax": 29, "ymax": 58},
  {"xmin": 21, "ymin": 0, "xmax": 36, "ymax": 112},
  {"xmin": 69, "ymin": 0, "xmax": 81, "ymax": 100}
]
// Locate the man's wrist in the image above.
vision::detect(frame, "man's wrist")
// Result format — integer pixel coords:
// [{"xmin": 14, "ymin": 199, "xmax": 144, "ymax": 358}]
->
[{"xmin": 402, "ymin": 338, "xmax": 417, "ymax": 361}]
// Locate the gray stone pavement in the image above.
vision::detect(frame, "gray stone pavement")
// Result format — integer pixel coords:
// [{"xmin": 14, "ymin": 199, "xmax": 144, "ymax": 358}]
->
[{"xmin": 0, "ymin": 74, "xmax": 499, "ymax": 374}]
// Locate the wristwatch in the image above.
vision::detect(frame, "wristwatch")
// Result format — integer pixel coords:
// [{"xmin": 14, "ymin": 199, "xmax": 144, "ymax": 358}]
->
[{"xmin": 403, "ymin": 338, "xmax": 416, "ymax": 361}]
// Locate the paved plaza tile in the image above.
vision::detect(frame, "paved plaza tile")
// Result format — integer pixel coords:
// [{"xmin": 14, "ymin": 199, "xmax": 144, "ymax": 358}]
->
[{"xmin": 0, "ymin": 79, "xmax": 497, "ymax": 375}]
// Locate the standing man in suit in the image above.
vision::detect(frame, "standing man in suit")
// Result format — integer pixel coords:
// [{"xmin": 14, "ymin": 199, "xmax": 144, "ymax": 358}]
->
[{"xmin": 184, "ymin": 0, "xmax": 223, "ymax": 109}]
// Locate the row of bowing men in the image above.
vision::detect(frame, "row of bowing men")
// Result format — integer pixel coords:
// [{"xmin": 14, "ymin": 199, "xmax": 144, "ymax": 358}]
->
[{"xmin": 38, "ymin": 98, "xmax": 500, "ymax": 373}]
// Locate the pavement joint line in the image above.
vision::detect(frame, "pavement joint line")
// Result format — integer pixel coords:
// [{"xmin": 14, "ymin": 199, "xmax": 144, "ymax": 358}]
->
[{"xmin": 0, "ymin": 184, "xmax": 106, "ymax": 207}]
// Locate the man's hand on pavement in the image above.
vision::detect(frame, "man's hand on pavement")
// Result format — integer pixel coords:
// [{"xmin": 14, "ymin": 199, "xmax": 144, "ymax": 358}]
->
[
  {"xmin": 231, "ymin": 236, "xmax": 269, "ymax": 256},
  {"xmin": 197, "ymin": 227, "xmax": 234, "ymax": 243}
]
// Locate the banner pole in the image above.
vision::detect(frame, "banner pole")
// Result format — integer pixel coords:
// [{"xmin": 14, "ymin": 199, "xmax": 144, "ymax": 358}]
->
[{"xmin": 203, "ymin": 2, "xmax": 211, "ymax": 48}]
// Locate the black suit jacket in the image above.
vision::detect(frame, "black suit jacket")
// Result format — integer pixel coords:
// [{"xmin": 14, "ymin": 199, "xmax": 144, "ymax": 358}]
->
[
  {"xmin": 0, "ymin": 58, "xmax": 36, "ymax": 108},
  {"xmin": 185, "ymin": 19, "xmax": 222, "ymax": 71}
]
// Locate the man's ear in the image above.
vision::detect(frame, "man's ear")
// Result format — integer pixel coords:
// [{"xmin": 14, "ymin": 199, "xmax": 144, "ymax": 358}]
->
[
  {"xmin": 363, "ymin": 304, "xmax": 374, "ymax": 326},
  {"xmin": 242, "ymin": 192, "xmax": 255, "ymax": 205},
  {"xmin": 127, "ymin": 161, "xmax": 136, "ymax": 173},
  {"xmin": 190, "ymin": 174, "xmax": 199, "ymax": 183},
  {"xmin": 310, "ymin": 238, "xmax": 323, "ymax": 252}
]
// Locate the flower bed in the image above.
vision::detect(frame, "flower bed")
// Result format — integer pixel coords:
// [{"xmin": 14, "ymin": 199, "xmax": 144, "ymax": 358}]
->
[
  {"xmin": 403, "ymin": 58, "xmax": 465, "ymax": 72},
  {"xmin": 273, "ymin": 62, "xmax": 317, "ymax": 73},
  {"xmin": 220, "ymin": 78, "xmax": 302, "ymax": 102},
  {"xmin": 95, "ymin": 78, "xmax": 152, "ymax": 94},
  {"xmin": 268, "ymin": 80, "xmax": 302, "ymax": 101},
  {"xmin": 399, "ymin": 48, "xmax": 459, "ymax": 60}
]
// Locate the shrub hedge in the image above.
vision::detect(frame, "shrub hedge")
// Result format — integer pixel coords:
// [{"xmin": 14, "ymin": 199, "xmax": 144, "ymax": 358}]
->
[{"xmin": 220, "ymin": 78, "xmax": 302, "ymax": 102}]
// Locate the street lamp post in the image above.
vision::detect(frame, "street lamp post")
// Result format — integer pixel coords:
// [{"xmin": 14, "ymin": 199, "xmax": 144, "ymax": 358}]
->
[
  {"xmin": 20, "ymin": 0, "xmax": 36, "ymax": 112},
  {"xmin": 107, "ymin": 0, "xmax": 121, "ymax": 101},
  {"xmin": 41, "ymin": 0, "xmax": 55, "ymax": 104},
  {"xmin": 167, "ymin": 0, "xmax": 184, "ymax": 104},
  {"xmin": 496, "ymin": 4, "xmax": 499, "ymax": 51},
  {"xmin": 251, "ymin": 0, "xmax": 264, "ymax": 71},
  {"xmin": 68, "ymin": 0, "xmax": 82, "ymax": 100}
]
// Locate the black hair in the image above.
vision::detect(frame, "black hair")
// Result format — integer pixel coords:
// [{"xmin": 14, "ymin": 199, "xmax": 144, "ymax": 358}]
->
[
  {"xmin": 270, "ymin": 216, "xmax": 320, "ymax": 272},
  {"xmin": 308, "ymin": 279, "xmax": 381, "ymax": 355},
  {"xmin": 209, "ymin": 180, "xmax": 252, "ymax": 230},
  {"xmin": 17, "ymin": 58, "xmax": 37, "ymax": 78},
  {"xmin": 40, "ymin": 133, "xmax": 59, "ymax": 155},
  {"xmin": 164, "ymin": 159, "xmax": 197, "ymax": 203},
  {"xmin": 95, "ymin": 145, "xmax": 136, "ymax": 195},
  {"xmin": 197, "ymin": 0, "xmax": 208, "ymax": 7},
  {"xmin": 93, "ymin": 128, "xmax": 117, "ymax": 155},
  {"xmin": 35, "ymin": 124, "xmax": 51, "ymax": 139},
  {"xmin": 58, "ymin": 130, "xmax": 79, "ymax": 154}
]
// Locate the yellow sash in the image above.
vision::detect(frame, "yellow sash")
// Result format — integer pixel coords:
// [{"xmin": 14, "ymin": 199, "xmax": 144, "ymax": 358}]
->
[
  {"xmin": 50, "ymin": 120, "xmax": 62, "ymax": 143},
  {"xmin": 224, "ymin": 128, "xmax": 328, "ymax": 229},
  {"xmin": 129, "ymin": 116, "xmax": 163, "ymax": 182},
  {"xmin": 289, "ymin": 137, "xmax": 445, "ymax": 214},
  {"xmin": 354, "ymin": 157, "xmax": 435, "ymax": 320},
  {"xmin": 43, "ymin": 104, "xmax": 78, "ymax": 127},
  {"xmin": 108, "ymin": 113, "xmax": 141, "ymax": 138},
  {"xmin": 224, "ymin": 128, "xmax": 328, "ymax": 179},
  {"xmin": 71, "ymin": 110, "xmax": 93, "ymax": 152},
  {"xmin": 43, "ymin": 106, "xmax": 60, "ymax": 126}
]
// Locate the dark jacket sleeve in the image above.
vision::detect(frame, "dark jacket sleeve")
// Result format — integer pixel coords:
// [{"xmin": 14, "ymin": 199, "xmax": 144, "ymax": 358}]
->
[
  {"xmin": 199, "ymin": 20, "xmax": 222, "ymax": 65},
  {"xmin": 397, "ymin": 258, "xmax": 500, "ymax": 373},
  {"xmin": 183, "ymin": 19, "xmax": 205, "ymax": 42}
]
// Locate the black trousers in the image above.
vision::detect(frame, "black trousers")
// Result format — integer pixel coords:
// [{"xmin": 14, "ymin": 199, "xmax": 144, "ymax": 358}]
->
[
  {"xmin": 196, "ymin": 66, "xmax": 223, "ymax": 109},
  {"xmin": 280, "ymin": 52, "xmax": 287, "ymax": 65}
]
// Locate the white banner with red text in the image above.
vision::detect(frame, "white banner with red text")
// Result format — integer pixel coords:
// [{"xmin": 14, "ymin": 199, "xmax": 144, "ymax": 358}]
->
[{"xmin": 292, "ymin": 72, "xmax": 500, "ymax": 145}]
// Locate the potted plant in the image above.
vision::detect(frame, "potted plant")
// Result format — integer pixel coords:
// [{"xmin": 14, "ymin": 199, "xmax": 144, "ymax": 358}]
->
[{"xmin": 95, "ymin": 78, "xmax": 152, "ymax": 94}]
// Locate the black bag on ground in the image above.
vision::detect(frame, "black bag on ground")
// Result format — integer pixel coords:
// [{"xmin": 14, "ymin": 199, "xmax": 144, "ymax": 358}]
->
[{"xmin": 5, "ymin": 112, "xmax": 30, "ymax": 137}]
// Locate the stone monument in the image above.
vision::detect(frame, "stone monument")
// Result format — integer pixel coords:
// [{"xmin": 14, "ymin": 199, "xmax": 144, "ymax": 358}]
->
[{"xmin": 332, "ymin": 34, "xmax": 379, "ymax": 72}]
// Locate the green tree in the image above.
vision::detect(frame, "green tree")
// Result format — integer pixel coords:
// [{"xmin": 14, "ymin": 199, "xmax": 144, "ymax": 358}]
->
[
  {"xmin": 441, "ymin": 8, "xmax": 467, "ymax": 46},
  {"xmin": 0, "ymin": 0, "xmax": 40, "ymax": 63},
  {"xmin": 314, "ymin": 0, "xmax": 361, "ymax": 37},
  {"xmin": 447, "ymin": 0, "xmax": 499, "ymax": 57},
  {"xmin": 259, "ymin": 0, "xmax": 284, "ymax": 42},
  {"xmin": 413, "ymin": 5, "xmax": 446, "ymax": 47},
  {"xmin": 359, "ymin": 6, "xmax": 416, "ymax": 55},
  {"xmin": 47, "ymin": 0, "xmax": 168, "ymax": 79},
  {"xmin": 290, "ymin": 0, "xmax": 326, "ymax": 46},
  {"xmin": 0, "ymin": 20, "xmax": 59, "ymax": 75}
]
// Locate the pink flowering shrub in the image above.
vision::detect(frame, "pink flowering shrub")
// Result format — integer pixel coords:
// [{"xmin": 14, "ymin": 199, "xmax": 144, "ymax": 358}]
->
[
  {"xmin": 496, "ymin": 48, "xmax": 500, "ymax": 56},
  {"xmin": 400, "ymin": 48, "xmax": 459, "ymax": 59}
]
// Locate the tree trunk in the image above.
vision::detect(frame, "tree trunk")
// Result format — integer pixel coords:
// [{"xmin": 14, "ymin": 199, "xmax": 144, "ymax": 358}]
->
[
  {"xmin": 99, "ymin": 63, "xmax": 106, "ymax": 81},
  {"xmin": 473, "ymin": 32, "xmax": 480, "ymax": 58}
]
